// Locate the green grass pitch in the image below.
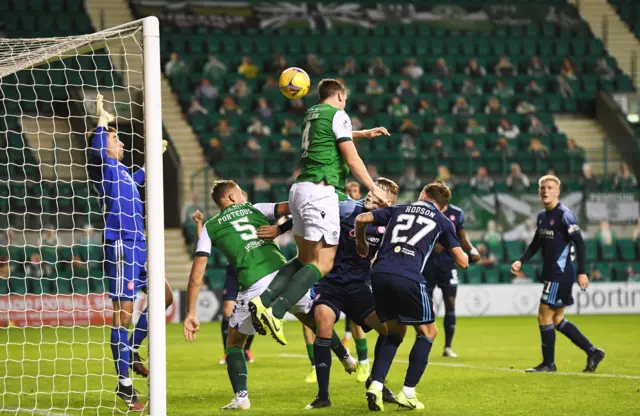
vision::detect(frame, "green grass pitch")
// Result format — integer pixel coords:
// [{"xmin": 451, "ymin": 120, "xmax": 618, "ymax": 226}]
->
[{"xmin": 1, "ymin": 315, "xmax": 640, "ymax": 415}]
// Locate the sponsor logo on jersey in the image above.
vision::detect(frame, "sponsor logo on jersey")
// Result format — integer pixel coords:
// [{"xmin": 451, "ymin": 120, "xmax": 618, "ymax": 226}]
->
[
  {"xmin": 394, "ymin": 246, "xmax": 401, "ymax": 253},
  {"xmin": 401, "ymin": 247, "xmax": 415, "ymax": 256},
  {"xmin": 538, "ymin": 229, "xmax": 554, "ymax": 239},
  {"xmin": 320, "ymin": 211, "xmax": 326, "ymax": 219}
]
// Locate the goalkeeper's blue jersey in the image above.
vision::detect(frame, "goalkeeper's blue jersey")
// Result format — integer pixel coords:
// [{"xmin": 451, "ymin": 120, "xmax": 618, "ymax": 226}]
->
[{"xmin": 88, "ymin": 126, "xmax": 146, "ymax": 241}]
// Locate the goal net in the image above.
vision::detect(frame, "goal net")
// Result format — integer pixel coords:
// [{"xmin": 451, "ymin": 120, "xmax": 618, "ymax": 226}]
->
[{"xmin": 0, "ymin": 18, "xmax": 166, "ymax": 415}]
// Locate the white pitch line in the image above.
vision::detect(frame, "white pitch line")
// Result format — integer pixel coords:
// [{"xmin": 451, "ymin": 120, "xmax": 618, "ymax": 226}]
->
[
  {"xmin": 272, "ymin": 353, "xmax": 640, "ymax": 380},
  {"xmin": 2, "ymin": 408, "xmax": 71, "ymax": 416}
]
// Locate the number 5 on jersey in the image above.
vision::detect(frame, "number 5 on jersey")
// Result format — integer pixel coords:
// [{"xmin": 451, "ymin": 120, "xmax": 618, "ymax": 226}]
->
[{"xmin": 231, "ymin": 217, "xmax": 258, "ymax": 241}]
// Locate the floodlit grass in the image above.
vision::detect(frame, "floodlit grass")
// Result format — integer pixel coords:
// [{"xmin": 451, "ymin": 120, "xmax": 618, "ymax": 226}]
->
[{"xmin": 1, "ymin": 315, "xmax": 639, "ymax": 415}]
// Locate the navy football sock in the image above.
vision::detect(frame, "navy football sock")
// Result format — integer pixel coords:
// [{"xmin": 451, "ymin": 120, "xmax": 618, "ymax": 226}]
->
[
  {"xmin": 314, "ymin": 337, "xmax": 333, "ymax": 400},
  {"xmin": 444, "ymin": 310, "xmax": 456, "ymax": 349},
  {"xmin": 539, "ymin": 324, "xmax": 556, "ymax": 365},
  {"xmin": 244, "ymin": 335, "xmax": 254, "ymax": 351},
  {"xmin": 556, "ymin": 319, "xmax": 595, "ymax": 353},
  {"xmin": 129, "ymin": 307, "xmax": 148, "ymax": 352},
  {"xmin": 369, "ymin": 335, "xmax": 385, "ymax": 378},
  {"xmin": 111, "ymin": 327, "xmax": 131, "ymax": 380},
  {"xmin": 371, "ymin": 334, "xmax": 403, "ymax": 384},
  {"xmin": 221, "ymin": 316, "xmax": 230, "ymax": 351},
  {"xmin": 404, "ymin": 335, "xmax": 434, "ymax": 388}
]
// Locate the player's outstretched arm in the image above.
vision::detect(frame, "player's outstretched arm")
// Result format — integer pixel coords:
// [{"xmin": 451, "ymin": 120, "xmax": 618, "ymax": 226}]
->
[
  {"xmin": 458, "ymin": 229, "xmax": 480, "ymax": 263},
  {"xmin": 257, "ymin": 216, "xmax": 293, "ymax": 241},
  {"xmin": 355, "ymin": 212, "xmax": 375, "ymax": 257},
  {"xmin": 90, "ymin": 94, "xmax": 116, "ymax": 162},
  {"xmin": 352, "ymin": 127, "xmax": 390, "ymax": 139},
  {"xmin": 338, "ymin": 141, "xmax": 390, "ymax": 206},
  {"xmin": 449, "ymin": 247, "xmax": 469, "ymax": 269},
  {"xmin": 96, "ymin": 94, "xmax": 115, "ymax": 127},
  {"xmin": 184, "ymin": 255, "xmax": 207, "ymax": 342},
  {"xmin": 192, "ymin": 209, "xmax": 205, "ymax": 237},
  {"xmin": 511, "ymin": 233, "xmax": 541, "ymax": 275}
]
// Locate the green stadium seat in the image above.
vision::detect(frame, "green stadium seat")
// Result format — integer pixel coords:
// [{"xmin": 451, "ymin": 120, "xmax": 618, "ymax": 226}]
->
[
  {"xmin": 465, "ymin": 266, "xmax": 484, "ymax": 284},
  {"xmin": 584, "ymin": 239, "xmax": 598, "ymax": 261},
  {"xmin": 504, "ymin": 241, "xmax": 523, "ymax": 262},
  {"xmin": 484, "ymin": 267, "xmax": 501, "ymax": 283},
  {"xmin": 601, "ymin": 243, "xmax": 617, "ymax": 261},
  {"xmin": 618, "ymin": 240, "xmax": 637, "ymax": 261}
]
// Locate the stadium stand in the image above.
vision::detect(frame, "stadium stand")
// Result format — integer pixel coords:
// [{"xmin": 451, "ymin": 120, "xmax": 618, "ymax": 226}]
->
[
  {"xmin": 129, "ymin": 0, "xmax": 638, "ymax": 289},
  {"xmin": 0, "ymin": 0, "xmax": 637, "ymax": 293}
]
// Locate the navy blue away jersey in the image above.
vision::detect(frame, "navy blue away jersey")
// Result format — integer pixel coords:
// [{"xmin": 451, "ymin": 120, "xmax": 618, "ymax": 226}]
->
[
  {"xmin": 371, "ymin": 201, "xmax": 460, "ymax": 283},
  {"xmin": 535, "ymin": 203, "xmax": 580, "ymax": 283},
  {"xmin": 325, "ymin": 199, "xmax": 386, "ymax": 284},
  {"xmin": 426, "ymin": 204, "xmax": 465, "ymax": 271}
]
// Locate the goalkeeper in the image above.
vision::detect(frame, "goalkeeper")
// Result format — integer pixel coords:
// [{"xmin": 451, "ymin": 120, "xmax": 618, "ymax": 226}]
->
[{"xmin": 88, "ymin": 95, "xmax": 172, "ymax": 411}]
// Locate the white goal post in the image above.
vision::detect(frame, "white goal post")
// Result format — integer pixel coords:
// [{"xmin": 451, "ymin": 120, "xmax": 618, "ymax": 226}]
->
[{"xmin": 0, "ymin": 17, "xmax": 166, "ymax": 415}]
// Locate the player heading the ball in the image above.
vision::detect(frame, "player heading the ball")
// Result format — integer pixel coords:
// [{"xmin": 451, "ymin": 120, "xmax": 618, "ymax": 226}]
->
[{"xmin": 248, "ymin": 78, "xmax": 392, "ymax": 346}]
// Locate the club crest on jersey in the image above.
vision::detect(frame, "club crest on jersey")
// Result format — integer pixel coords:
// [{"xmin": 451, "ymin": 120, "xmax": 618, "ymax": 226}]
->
[
  {"xmin": 349, "ymin": 229, "xmax": 356, "ymax": 238},
  {"xmin": 449, "ymin": 215, "xmax": 456, "ymax": 222},
  {"xmin": 550, "ymin": 219, "xmax": 555, "ymax": 225},
  {"xmin": 127, "ymin": 281, "xmax": 134, "ymax": 291},
  {"xmin": 377, "ymin": 226, "xmax": 386, "ymax": 234}
]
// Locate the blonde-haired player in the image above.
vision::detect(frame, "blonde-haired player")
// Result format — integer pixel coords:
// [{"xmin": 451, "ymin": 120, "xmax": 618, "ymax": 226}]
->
[{"xmin": 511, "ymin": 175, "xmax": 605, "ymax": 373}]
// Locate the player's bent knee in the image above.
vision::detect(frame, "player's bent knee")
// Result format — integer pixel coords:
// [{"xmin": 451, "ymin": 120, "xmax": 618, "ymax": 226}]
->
[
  {"xmin": 226, "ymin": 328, "xmax": 248, "ymax": 348},
  {"xmin": 314, "ymin": 305, "xmax": 336, "ymax": 338}
]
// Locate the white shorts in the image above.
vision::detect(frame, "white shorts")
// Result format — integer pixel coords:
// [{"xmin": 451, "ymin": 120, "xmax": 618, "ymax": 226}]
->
[
  {"xmin": 230, "ymin": 270, "xmax": 314, "ymax": 335},
  {"xmin": 289, "ymin": 182, "xmax": 340, "ymax": 246}
]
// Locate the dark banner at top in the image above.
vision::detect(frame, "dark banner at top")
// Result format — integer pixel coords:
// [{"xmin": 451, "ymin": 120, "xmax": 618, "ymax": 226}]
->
[{"xmin": 131, "ymin": 1, "xmax": 582, "ymax": 30}]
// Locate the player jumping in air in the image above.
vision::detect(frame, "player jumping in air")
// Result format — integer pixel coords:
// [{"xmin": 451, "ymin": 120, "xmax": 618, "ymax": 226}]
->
[
  {"xmin": 191, "ymin": 211, "xmax": 255, "ymax": 365},
  {"xmin": 248, "ymin": 79, "xmax": 391, "ymax": 346},
  {"xmin": 260, "ymin": 178, "xmax": 400, "ymax": 410},
  {"xmin": 88, "ymin": 95, "xmax": 173, "ymax": 410},
  {"xmin": 183, "ymin": 180, "xmax": 356, "ymax": 411},
  {"xmin": 423, "ymin": 201, "xmax": 480, "ymax": 358},
  {"xmin": 511, "ymin": 175, "xmax": 605, "ymax": 373},
  {"xmin": 356, "ymin": 183, "xmax": 469, "ymax": 411}
]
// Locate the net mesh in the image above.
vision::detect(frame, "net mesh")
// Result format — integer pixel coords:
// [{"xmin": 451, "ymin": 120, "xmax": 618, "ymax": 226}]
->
[{"xmin": 0, "ymin": 21, "xmax": 150, "ymax": 414}]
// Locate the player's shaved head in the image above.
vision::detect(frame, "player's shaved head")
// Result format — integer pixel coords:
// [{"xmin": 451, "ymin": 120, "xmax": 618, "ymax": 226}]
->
[
  {"xmin": 421, "ymin": 182, "xmax": 451, "ymax": 210},
  {"xmin": 211, "ymin": 180, "xmax": 239, "ymax": 208},
  {"xmin": 318, "ymin": 78, "xmax": 345, "ymax": 102}
]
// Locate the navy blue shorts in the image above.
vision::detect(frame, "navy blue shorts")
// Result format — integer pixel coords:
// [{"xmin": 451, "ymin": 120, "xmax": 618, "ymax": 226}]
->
[
  {"xmin": 371, "ymin": 272, "xmax": 435, "ymax": 325},
  {"xmin": 424, "ymin": 265, "xmax": 459, "ymax": 289},
  {"xmin": 222, "ymin": 266, "xmax": 239, "ymax": 301},
  {"xmin": 314, "ymin": 279, "xmax": 375, "ymax": 331},
  {"xmin": 105, "ymin": 239, "xmax": 147, "ymax": 301},
  {"xmin": 540, "ymin": 280, "xmax": 574, "ymax": 308}
]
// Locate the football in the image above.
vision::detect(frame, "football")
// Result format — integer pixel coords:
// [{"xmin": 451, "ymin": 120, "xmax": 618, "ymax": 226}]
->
[{"xmin": 279, "ymin": 67, "xmax": 311, "ymax": 99}]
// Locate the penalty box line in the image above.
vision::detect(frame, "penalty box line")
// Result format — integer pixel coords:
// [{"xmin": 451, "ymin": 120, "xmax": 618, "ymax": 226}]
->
[{"xmin": 273, "ymin": 353, "xmax": 640, "ymax": 380}]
